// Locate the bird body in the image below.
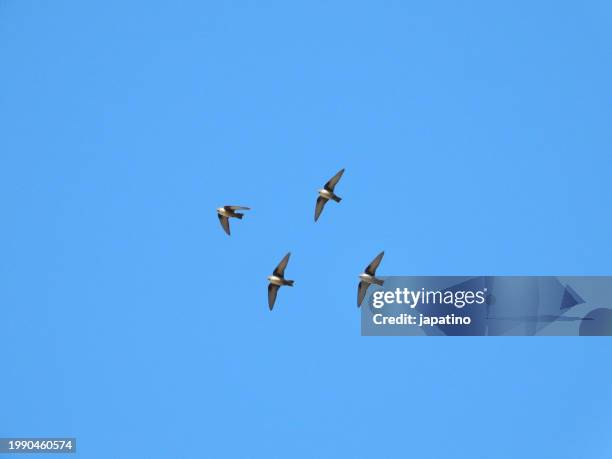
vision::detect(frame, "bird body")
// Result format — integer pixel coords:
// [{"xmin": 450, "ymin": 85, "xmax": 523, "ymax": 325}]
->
[
  {"xmin": 359, "ymin": 272, "xmax": 384, "ymax": 286},
  {"xmin": 318, "ymin": 188, "xmax": 341, "ymax": 203},
  {"xmin": 267, "ymin": 275, "xmax": 294, "ymax": 287},
  {"xmin": 217, "ymin": 207, "xmax": 245, "ymax": 219}
]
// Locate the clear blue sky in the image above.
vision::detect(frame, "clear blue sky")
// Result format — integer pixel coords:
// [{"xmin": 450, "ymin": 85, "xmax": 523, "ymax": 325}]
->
[{"xmin": 1, "ymin": 1, "xmax": 612, "ymax": 458}]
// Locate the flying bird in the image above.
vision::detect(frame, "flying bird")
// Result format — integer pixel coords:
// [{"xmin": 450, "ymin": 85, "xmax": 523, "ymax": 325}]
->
[
  {"xmin": 357, "ymin": 251, "xmax": 385, "ymax": 307},
  {"xmin": 314, "ymin": 168, "xmax": 345, "ymax": 222},
  {"xmin": 267, "ymin": 252, "xmax": 295, "ymax": 310},
  {"xmin": 216, "ymin": 206, "xmax": 250, "ymax": 236}
]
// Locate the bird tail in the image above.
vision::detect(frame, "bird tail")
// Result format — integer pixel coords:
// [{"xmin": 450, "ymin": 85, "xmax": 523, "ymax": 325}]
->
[
  {"xmin": 331, "ymin": 194, "xmax": 342, "ymax": 203},
  {"xmin": 234, "ymin": 213, "xmax": 244, "ymax": 219},
  {"xmin": 372, "ymin": 277, "xmax": 384, "ymax": 286},
  {"xmin": 284, "ymin": 279, "xmax": 295, "ymax": 287}
]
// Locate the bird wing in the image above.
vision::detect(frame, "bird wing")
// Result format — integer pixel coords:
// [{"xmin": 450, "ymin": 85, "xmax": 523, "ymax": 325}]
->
[
  {"xmin": 314, "ymin": 196, "xmax": 328, "ymax": 222},
  {"xmin": 268, "ymin": 284, "xmax": 280, "ymax": 310},
  {"xmin": 324, "ymin": 168, "xmax": 345, "ymax": 192},
  {"xmin": 357, "ymin": 281, "xmax": 369, "ymax": 307},
  {"xmin": 273, "ymin": 252, "xmax": 291, "ymax": 277},
  {"xmin": 224, "ymin": 206, "xmax": 250, "ymax": 211},
  {"xmin": 365, "ymin": 251, "xmax": 385, "ymax": 276},
  {"xmin": 218, "ymin": 213, "xmax": 231, "ymax": 235}
]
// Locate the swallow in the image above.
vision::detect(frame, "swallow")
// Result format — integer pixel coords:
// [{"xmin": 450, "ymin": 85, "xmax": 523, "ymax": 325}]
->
[
  {"xmin": 267, "ymin": 252, "xmax": 295, "ymax": 310},
  {"xmin": 357, "ymin": 251, "xmax": 385, "ymax": 307},
  {"xmin": 216, "ymin": 206, "xmax": 250, "ymax": 236},
  {"xmin": 314, "ymin": 168, "xmax": 345, "ymax": 222}
]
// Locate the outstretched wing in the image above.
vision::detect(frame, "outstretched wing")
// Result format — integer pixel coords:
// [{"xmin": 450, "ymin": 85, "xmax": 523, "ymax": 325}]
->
[
  {"xmin": 273, "ymin": 252, "xmax": 291, "ymax": 277},
  {"xmin": 268, "ymin": 284, "xmax": 280, "ymax": 310},
  {"xmin": 218, "ymin": 213, "xmax": 231, "ymax": 235},
  {"xmin": 324, "ymin": 168, "xmax": 345, "ymax": 192},
  {"xmin": 314, "ymin": 197, "xmax": 328, "ymax": 222},
  {"xmin": 224, "ymin": 206, "xmax": 250, "ymax": 211},
  {"xmin": 365, "ymin": 251, "xmax": 385, "ymax": 276},
  {"xmin": 357, "ymin": 281, "xmax": 369, "ymax": 307}
]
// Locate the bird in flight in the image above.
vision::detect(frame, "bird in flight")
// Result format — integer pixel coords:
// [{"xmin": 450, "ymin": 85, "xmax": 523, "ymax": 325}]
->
[
  {"xmin": 216, "ymin": 206, "xmax": 250, "ymax": 236},
  {"xmin": 267, "ymin": 252, "xmax": 295, "ymax": 310},
  {"xmin": 357, "ymin": 251, "xmax": 385, "ymax": 307},
  {"xmin": 314, "ymin": 168, "xmax": 345, "ymax": 222}
]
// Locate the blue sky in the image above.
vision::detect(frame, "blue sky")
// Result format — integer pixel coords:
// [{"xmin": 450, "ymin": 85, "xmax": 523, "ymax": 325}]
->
[{"xmin": 1, "ymin": 1, "xmax": 612, "ymax": 457}]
